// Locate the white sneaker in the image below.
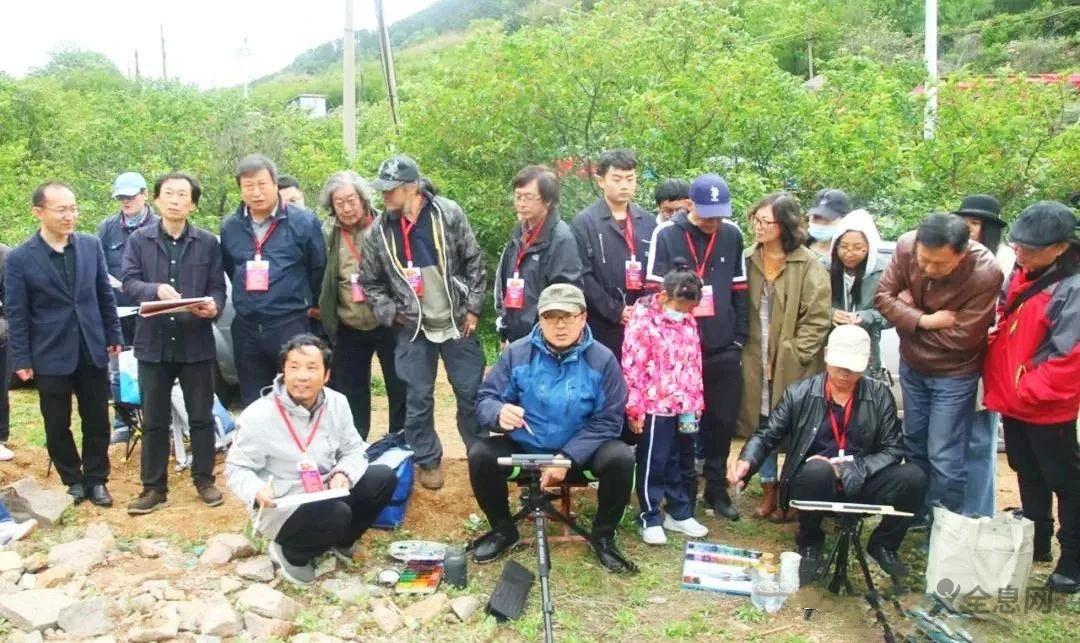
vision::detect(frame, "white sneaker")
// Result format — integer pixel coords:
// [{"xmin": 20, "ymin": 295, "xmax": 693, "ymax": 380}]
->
[
  {"xmin": 0, "ymin": 444, "xmax": 13, "ymax": 461},
  {"xmin": 664, "ymin": 515, "xmax": 709, "ymax": 538},
  {"xmin": 0, "ymin": 519, "xmax": 37, "ymax": 547},
  {"xmin": 638, "ymin": 525, "xmax": 667, "ymax": 545}
]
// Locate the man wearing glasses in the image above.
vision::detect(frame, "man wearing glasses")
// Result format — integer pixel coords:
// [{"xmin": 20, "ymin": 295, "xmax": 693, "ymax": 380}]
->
[
  {"xmin": 469, "ymin": 284, "xmax": 637, "ymax": 573},
  {"xmin": 98, "ymin": 172, "xmax": 158, "ymax": 444},
  {"xmin": 5, "ymin": 182, "xmax": 123, "ymax": 507}
]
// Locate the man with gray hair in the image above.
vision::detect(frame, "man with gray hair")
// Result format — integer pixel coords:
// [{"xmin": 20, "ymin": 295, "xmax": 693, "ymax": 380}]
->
[
  {"xmin": 220, "ymin": 154, "xmax": 326, "ymax": 405},
  {"xmin": 317, "ymin": 171, "xmax": 405, "ymax": 439}
]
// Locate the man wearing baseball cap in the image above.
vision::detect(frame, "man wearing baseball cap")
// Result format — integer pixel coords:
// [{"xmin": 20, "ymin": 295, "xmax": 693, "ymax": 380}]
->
[
  {"xmin": 469, "ymin": 284, "xmax": 637, "ymax": 573},
  {"xmin": 807, "ymin": 188, "xmax": 852, "ymax": 256},
  {"xmin": 730, "ymin": 325, "xmax": 927, "ymax": 585},
  {"xmin": 646, "ymin": 173, "xmax": 748, "ymax": 521},
  {"xmin": 984, "ymin": 200, "xmax": 1080, "ymax": 593},
  {"xmin": 97, "ymin": 171, "xmax": 158, "ymax": 444}
]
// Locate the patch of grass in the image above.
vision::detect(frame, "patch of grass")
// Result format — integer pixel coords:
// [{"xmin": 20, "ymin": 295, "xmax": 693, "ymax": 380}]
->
[{"xmin": 734, "ymin": 603, "xmax": 767, "ymax": 624}]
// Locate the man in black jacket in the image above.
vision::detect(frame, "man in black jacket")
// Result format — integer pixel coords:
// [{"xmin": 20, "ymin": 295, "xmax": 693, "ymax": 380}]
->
[
  {"xmin": 647, "ymin": 173, "xmax": 747, "ymax": 520},
  {"xmin": 495, "ymin": 165, "xmax": 582, "ymax": 343},
  {"xmin": 729, "ymin": 325, "xmax": 927, "ymax": 583},
  {"xmin": 570, "ymin": 149, "xmax": 656, "ymax": 361},
  {"xmin": 121, "ymin": 173, "xmax": 228, "ymax": 515}
]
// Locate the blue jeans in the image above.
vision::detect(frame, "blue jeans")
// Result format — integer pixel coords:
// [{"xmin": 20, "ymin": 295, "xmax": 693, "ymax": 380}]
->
[
  {"xmin": 0, "ymin": 499, "xmax": 10, "ymax": 523},
  {"xmin": 759, "ymin": 451, "xmax": 779, "ymax": 483},
  {"xmin": 899, "ymin": 361, "xmax": 979, "ymax": 514},
  {"xmin": 962, "ymin": 409, "xmax": 998, "ymax": 517}
]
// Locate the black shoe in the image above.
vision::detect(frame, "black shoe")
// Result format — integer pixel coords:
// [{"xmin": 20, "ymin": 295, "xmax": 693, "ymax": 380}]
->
[
  {"xmin": 87, "ymin": 484, "xmax": 113, "ymax": 508},
  {"xmin": 196, "ymin": 482, "xmax": 224, "ymax": 507},
  {"xmin": 1035, "ymin": 547, "xmax": 1054, "ymax": 563},
  {"xmin": 1048, "ymin": 572, "xmax": 1080, "ymax": 594},
  {"xmin": 591, "ymin": 536, "xmax": 638, "ymax": 574},
  {"xmin": 707, "ymin": 490, "xmax": 740, "ymax": 521},
  {"xmin": 472, "ymin": 527, "xmax": 519, "ymax": 564},
  {"xmin": 798, "ymin": 544, "xmax": 822, "ymax": 585},
  {"xmin": 67, "ymin": 483, "xmax": 87, "ymax": 504},
  {"xmin": 127, "ymin": 489, "xmax": 167, "ymax": 515},
  {"xmin": 868, "ymin": 543, "xmax": 909, "ymax": 579}
]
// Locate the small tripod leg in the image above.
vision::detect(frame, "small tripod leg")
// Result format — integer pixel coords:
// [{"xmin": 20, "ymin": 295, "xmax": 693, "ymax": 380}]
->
[
  {"xmin": 533, "ymin": 495, "xmax": 555, "ymax": 643},
  {"xmin": 851, "ymin": 528, "xmax": 896, "ymax": 643}
]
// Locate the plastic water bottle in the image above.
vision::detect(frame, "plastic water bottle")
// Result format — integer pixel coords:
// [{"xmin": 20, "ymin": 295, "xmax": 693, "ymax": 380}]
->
[{"xmin": 779, "ymin": 551, "xmax": 801, "ymax": 593}]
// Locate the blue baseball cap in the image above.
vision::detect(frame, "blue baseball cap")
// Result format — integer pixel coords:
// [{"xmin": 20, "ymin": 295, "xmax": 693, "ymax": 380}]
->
[
  {"xmin": 112, "ymin": 172, "xmax": 148, "ymax": 198},
  {"xmin": 689, "ymin": 174, "xmax": 732, "ymax": 218}
]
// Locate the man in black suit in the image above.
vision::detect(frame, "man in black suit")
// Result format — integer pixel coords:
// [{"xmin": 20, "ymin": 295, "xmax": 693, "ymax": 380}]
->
[{"xmin": 4, "ymin": 181, "xmax": 123, "ymax": 506}]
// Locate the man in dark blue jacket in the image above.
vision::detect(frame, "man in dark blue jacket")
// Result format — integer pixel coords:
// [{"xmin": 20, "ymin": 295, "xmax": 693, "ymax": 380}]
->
[
  {"xmin": 98, "ymin": 171, "xmax": 158, "ymax": 443},
  {"xmin": 469, "ymin": 284, "xmax": 636, "ymax": 572},
  {"xmin": 570, "ymin": 149, "xmax": 656, "ymax": 362},
  {"xmin": 220, "ymin": 154, "xmax": 326, "ymax": 405},
  {"xmin": 122, "ymin": 173, "xmax": 228, "ymax": 515},
  {"xmin": 647, "ymin": 174, "xmax": 748, "ymax": 521},
  {"xmin": 5, "ymin": 182, "xmax": 123, "ymax": 507}
]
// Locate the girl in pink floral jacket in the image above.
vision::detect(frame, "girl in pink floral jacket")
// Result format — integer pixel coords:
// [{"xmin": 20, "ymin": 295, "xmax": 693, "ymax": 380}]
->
[{"xmin": 622, "ymin": 268, "xmax": 708, "ymax": 544}]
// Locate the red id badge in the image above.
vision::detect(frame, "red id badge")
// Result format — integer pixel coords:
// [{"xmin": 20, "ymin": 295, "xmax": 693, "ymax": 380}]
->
[
  {"xmin": 625, "ymin": 259, "xmax": 643, "ymax": 291},
  {"xmin": 505, "ymin": 273, "xmax": 525, "ymax": 310},
  {"xmin": 298, "ymin": 459, "xmax": 323, "ymax": 493},
  {"xmin": 349, "ymin": 274, "xmax": 366, "ymax": 303},
  {"xmin": 692, "ymin": 285, "xmax": 716, "ymax": 317},
  {"xmin": 245, "ymin": 259, "xmax": 270, "ymax": 292},
  {"xmin": 403, "ymin": 265, "xmax": 423, "ymax": 298}
]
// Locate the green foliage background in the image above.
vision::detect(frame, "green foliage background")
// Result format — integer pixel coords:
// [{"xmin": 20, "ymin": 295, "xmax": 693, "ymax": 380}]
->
[{"xmin": 0, "ymin": 0, "xmax": 1076, "ymax": 264}]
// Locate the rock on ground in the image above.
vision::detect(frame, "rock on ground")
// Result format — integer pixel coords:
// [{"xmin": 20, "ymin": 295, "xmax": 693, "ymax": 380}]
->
[
  {"xmin": 402, "ymin": 592, "xmax": 450, "ymax": 625},
  {"xmin": 57, "ymin": 597, "xmax": 114, "ymax": 638},
  {"xmin": 0, "ymin": 478, "xmax": 73, "ymax": 526},
  {"xmin": 48, "ymin": 538, "xmax": 107, "ymax": 574},
  {"xmin": 128, "ymin": 603, "xmax": 180, "ymax": 642},
  {"xmin": 199, "ymin": 533, "xmax": 255, "ymax": 567},
  {"xmin": 0, "ymin": 551, "xmax": 25, "ymax": 573},
  {"xmin": 236, "ymin": 583, "xmax": 300, "ymax": 621},
  {"xmin": 321, "ymin": 577, "xmax": 382, "ymax": 603},
  {"xmin": 35, "ymin": 565, "xmax": 73, "ymax": 589},
  {"xmin": 291, "ymin": 634, "xmax": 346, "ymax": 643},
  {"xmin": 242, "ymin": 611, "xmax": 295, "ymax": 638},
  {"xmin": 370, "ymin": 599, "xmax": 403, "ymax": 634},
  {"xmin": 450, "ymin": 595, "xmax": 481, "ymax": 621},
  {"xmin": 0, "ymin": 588, "xmax": 76, "ymax": 631},
  {"xmin": 235, "ymin": 555, "xmax": 275, "ymax": 582},
  {"xmin": 199, "ymin": 598, "xmax": 242, "ymax": 637}
]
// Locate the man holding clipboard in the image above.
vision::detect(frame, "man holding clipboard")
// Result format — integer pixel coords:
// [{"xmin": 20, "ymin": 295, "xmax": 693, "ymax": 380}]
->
[{"xmin": 121, "ymin": 173, "xmax": 227, "ymax": 514}]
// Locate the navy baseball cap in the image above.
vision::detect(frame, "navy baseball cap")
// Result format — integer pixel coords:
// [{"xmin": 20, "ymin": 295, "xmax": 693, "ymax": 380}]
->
[{"xmin": 689, "ymin": 174, "xmax": 732, "ymax": 218}]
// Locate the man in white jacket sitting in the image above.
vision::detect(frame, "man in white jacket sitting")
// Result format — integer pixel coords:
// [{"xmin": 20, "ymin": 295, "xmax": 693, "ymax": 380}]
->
[{"xmin": 226, "ymin": 333, "xmax": 397, "ymax": 585}]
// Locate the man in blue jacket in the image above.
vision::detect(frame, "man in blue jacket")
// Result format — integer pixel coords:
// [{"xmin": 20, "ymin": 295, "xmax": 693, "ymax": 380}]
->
[
  {"xmin": 5, "ymin": 182, "xmax": 123, "ymax": 506},
  {"xmin": 220, "ymin": 154, "xmax": 326, "ymax": 405},
  {"xmin": 469, "ymin": 284, "xmax": 636, "ymax": 572}
]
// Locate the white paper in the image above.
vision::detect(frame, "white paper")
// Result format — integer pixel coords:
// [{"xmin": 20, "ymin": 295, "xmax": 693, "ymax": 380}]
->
[{"xmin": 270, "ymin": 487, "xmax": 349, "ymax": 509}]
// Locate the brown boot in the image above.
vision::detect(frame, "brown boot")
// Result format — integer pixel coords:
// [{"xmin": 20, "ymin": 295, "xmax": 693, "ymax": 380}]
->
[
  {"xmin": 754, "ymin": 482, "xmax": 778, "ymax": 518},
  {"xmin": 769, "ymin": 506, "xmax": 798, "ymax": 524}
]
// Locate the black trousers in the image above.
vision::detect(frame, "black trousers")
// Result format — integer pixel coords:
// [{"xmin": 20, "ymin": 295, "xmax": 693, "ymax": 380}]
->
[
  {"xmin": 275, "ymin": 465, "xmax": 397, "ymax": 565},
  {"xmin": 789, "ymin": 459, "xmax": 927, "ymax": 551},
  {"xmin": 1004, "ymin": 416, "xmax": 1080, "ymax": 576},
  {"xmin": 588, "ymin": 317, "xmax": 625, "ymax": 364},
  {"xmin": 0, "ymin": 339, "xmax": 10, "ymax": 442},
  {"xmin": 138, "ymin": 359, "xmax": 216, "ymax": 492},
  {"xmin": 37, "ymin": 357, "xmax": 111, "ymax": 487},
  {"xmin": 330, "ymin": 324, "xmax": 406, "ymax": 439},
  {"xmin": 467, "ymin": 436, "xmax": 635, "ymax": 539},
  {"xmin": 232, "ymin": 312, "xmax": 310, "ymax": 406},
  {"xmin": 700, "ymin": 348, "xmax": 742, "ymax": 499}
]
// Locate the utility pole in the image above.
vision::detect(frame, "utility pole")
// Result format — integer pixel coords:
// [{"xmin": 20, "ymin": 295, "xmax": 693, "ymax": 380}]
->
[
  {"xmin": 160, "ymin": 24, "xmax": 167, "ymax": 80},
  {"xmin": 924, "ymin": 0, "xmax": 938, "ymax": 140},
  {"xmin": 374, "ymin": 0, "xmax": 401, "ymax": 133},
  {"xmin": 806, "ymin": 28, "xmax": 814, "ymax": 79},
  {"xmin": 134, "ymin": 50, "xmax": 141, "ymax": 82},
  {"xmin": 343, "ymin": 0, "xmax": 357, "ymax": 162}
]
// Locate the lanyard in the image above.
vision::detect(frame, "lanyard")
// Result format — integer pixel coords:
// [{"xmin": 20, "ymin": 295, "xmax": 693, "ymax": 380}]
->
[
  {"xmin": 400, "ymin": 215, "xmax": 419, "ymax": 267},
  {"xmin": 684, "ymin": 230, "xmax": 718, "ymax": 278},
  {"xmin": 250, "ymin": 217, "xmax": 281, "ymax": 261},
  {"xmin": 622, "ymin": 214, "xmax": 637, "ymax": 260},
  {"xmin": 825, "ymin": 378, "xmax": 855, "ymax": 456},
  {"xmin": 514, "ymin": 219, "xmax": 547, "ymax": 274},
  {"xmin": 341, "ymin": 227, "xmax": 363, "ymax": 265},
  {"xmin": 274, "ymin": 396, "xmax": 326, "ymax": 454}
]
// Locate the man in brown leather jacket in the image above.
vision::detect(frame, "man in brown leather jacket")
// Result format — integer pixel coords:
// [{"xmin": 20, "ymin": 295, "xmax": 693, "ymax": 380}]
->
[{"xmin": 874, "ymin": 213, "xmax": 1003, "ymax": 519}]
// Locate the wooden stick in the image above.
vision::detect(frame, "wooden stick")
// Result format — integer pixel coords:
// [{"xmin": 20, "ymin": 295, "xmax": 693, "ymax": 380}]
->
[{"xmin": 255, "ymin": 475, "xmax": 274, "ymax": 526}]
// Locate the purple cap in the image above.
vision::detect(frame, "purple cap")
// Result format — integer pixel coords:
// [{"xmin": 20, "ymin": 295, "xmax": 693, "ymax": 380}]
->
[{"xmin": 689, "ymin": 174, "xmax": 732, "ymax": 218}]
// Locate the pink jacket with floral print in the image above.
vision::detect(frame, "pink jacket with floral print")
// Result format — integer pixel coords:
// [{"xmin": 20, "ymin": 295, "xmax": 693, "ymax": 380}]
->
[{"xmin": 621, "ymin": 294, "xmax": 705, "ymax": 423}]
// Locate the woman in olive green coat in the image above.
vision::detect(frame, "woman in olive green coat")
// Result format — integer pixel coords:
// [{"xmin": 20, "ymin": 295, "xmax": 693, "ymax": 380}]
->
[{"xmin": 737, "ymin": 193, "xmax": 831, "ymax": 522}]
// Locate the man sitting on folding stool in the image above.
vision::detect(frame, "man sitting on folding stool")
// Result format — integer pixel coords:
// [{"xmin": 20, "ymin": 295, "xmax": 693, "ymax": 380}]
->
[
  {"xmin": 729, "ymin": 325, "xmax": 927, "ymax": 585},
  {"xmin": 469, "ymin": 284, "xmax": 637, "ymax": 573}
]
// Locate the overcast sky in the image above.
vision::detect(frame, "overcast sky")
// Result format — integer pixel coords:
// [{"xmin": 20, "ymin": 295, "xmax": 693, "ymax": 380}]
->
[{"xmin": 0, "ymin": 0, "xmax": 438, "ymax": 88}]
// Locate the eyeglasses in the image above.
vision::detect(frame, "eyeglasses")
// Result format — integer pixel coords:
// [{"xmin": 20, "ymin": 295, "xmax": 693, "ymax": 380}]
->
[
  {"xmin": 40, "ymin": 206, "xmax": 79, "ymax": 216},
  {"xmin": 513, "ymin": 193, "xmax": 542, "ymax": 204},
  {"xmin": 837, "ymin": 244, "xmax": 868, "ymax": 254},
  {"xmin": 333, "ymin": 195, "xmax": 363, "ymax": 210},
  {"xmin": 751, "ymin": 216, "xmax": 777, "ymax": 227},
  {"xmin": 115, "ymin": 194, "xmax": 141, "ymax": 202},
  {"xmin": 539, "ymin": 312, "xmax": 582, "ymax": 326}
]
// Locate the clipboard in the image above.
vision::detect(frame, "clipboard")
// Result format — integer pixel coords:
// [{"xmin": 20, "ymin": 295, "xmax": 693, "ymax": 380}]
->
[{"xmin": 138, "ymin": 296, "xmax": 214, "ymax": 317}]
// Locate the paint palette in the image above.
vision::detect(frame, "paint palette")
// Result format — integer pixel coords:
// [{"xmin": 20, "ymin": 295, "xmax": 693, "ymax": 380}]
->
[{"xmin": 394, "ymin": 559, "xmax": 444, "ymax": 595}]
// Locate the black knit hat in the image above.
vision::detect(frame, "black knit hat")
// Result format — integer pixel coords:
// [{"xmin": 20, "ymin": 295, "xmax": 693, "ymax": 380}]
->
[
  {"xmin": 1008, "ymin": 201, "xmax": 1078, "ymax": 247},
  {"xmin": 953, "ymin": 194, "xmax": 1005, "ymax": 227}
]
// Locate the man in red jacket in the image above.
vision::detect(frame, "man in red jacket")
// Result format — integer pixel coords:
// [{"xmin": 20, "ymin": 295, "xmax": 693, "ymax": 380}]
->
[{"xmin": 984, "ymin": 200, "xmax": 1079, "ymax": 593}]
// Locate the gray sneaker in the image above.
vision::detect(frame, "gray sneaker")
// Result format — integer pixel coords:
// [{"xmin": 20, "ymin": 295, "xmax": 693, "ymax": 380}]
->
[
  {"xmin": 267, "ymin": 541, "xmax": 315, "ymax": 586},
  {"xmin": 330, "ymin": 544, "xmax": 356, "ymax": 564}
]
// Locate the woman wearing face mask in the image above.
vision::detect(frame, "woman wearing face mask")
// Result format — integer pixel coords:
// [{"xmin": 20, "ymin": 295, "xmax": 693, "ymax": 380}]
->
[
  {"xmin": 824, "ymin": 209, "xmax": 891, "ymax": 380},
  {"xmin": 623, "ymin": 267, "xmax": 708, "ymax": 544},
  {"xmin": 953, "ymin": 194, "xmax": 1015, "ymax": 519},
  {"xmin": 738, "ymin": 193, "xmax": 832, "ymax": 522},
  {"xmin": 806, "ymin": 188, "xmax": 852, "ymax": 256}
]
